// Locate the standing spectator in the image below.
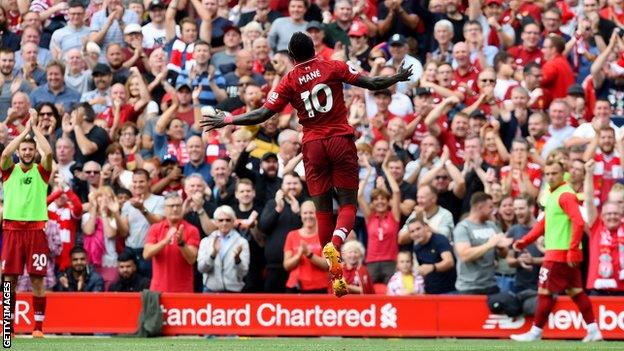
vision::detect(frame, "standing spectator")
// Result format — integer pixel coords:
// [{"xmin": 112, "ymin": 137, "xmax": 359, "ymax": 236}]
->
[
  {"xmin": 14, "ymin": 25, "xmax": 53, "ymax": 70},
  {"xmin": 375, "ymin": 0, "xmax": 419, "ymax": 42},
  {"xmin": 1, "ymin": 109, "xmax": 53, "ymax": 337},
  {"xmin": 584, "ymin": 160, "xmax": 624, "ymax": 295},
  {"xmin": 323, "ymin": 0, "xmax": 354, "ymax": 48},
  {"xmin": 60, "ymin": 102, "xmax": 110, "ymax": 165},
  {"xmin": 30, "ymin": 61, "xmax": 81, "ymax": 112},
  {"xmin": 583, "ymin": 126, "xmax": 622, "ymax": 207},
  {"xmin": 413, "ymin": 0, "xmax": 467, "ymax": 46},
  {"xmin": 258, "ymin": 172, "xmax": 305, "ymax": 292},
  {"xmin": 54, "ymin": 247, "xmax": 105, "ymax": 292},
  {"xmin": 542, "ymin": 99, "xmax": 576, "ymax": 157},
  {"xmin": 82, "ymin": 186, "xmax": 127, "ymax": 290},
  {"xmin": 197, "ymin": 205, "xmax": 250, "ymax": 292},
  {"xmin": 341, "ymin": 240, "xmax": 375, "ymax": 294},
  {"xmin": 222, "ymin": 50, "xmax": 266, "ymax": 98},
  {"xmin": 399, "ymin": 185, "xmax": 454, "ymax": 242},
  {"xmin": 267, "ymin": 0, "xmax": 308, "ymax": 52},
  {"xmin": 46, "ymin": 171, "xmax": 83, "ymax": 271},
  {"xmin": 89, "ymin": 0, "xmax": 140, "ymax": 59},
  {"xmin": 508, "ymin": 23, "xmax": 544, "ymax": 69},
  {"xmin": 500, "ymin": 138, "xmax": 542, "ymax": 199},
  {"xmin": 425, "ymin": 96, "xmax": 467, "ymax": 166},
  {"xmin": 208, "ymin": 158, "xmax": 238, "ymax": 207},
  {"xmin": 454, "ymin": 192, "xmax": 512, "ymax": 294},
  {"xmin": 358, "ymin": 156, "xmax": 401, "ymax": 283},
  {"xmin": 189, "ymin": 40, "xmax": 226, "ymax": 108},
  {"xmin": 143, "ymin": 193, "xmax": 200, "ymax": 293},
  {"xmin": 142, "ymin": 0, "xmax": 167, "ymax": 49},
  {"xmin": 591, "ymin": 30, "xmax": 624, "ymax": 117},
  {"xmin": 211, "ymin": 25, "xmax": 243, "ymax": 73},
  {"xmin": 49, "ymin": 1, "xmax": 90, "ymax": 59},
  {"xmin": 54, "ymin": 136, "xmax": 76, "ymax": 184},
  {"xmin": 107, "ymin": 252, "xmax": 151, "ymax": 292},
  {"xmin": 541, "ymin": 34, "xmax": 575, "ymax": 99},
  {"xmin": 387, "ymin": 251, "xmax": 425, "ymax": 295},
  {"xmin": 387, "ymin": 34, "xmax": 423, "ymax": 95},
  {"xmin": 122, "ymin": 168, "xmax": 165, "ymax": 278},
  {"xmin": 506, "ymin": 195, "xmax": 543, "ymax": 293},
  {"xmin": 234, "ymin": 144, "xmax": 282, "ymax": 209},
  {"xmin": 408, "ymin": 214, "xmax": 456, "ymax": 294},
  {"xmin": 183, "ymin": 135, "xmax": 212, "ymax": 183},
  {"xmin": 283, "ymin": 201, "xmax": 329, "ymax": 293},
  {"xmin": 80, "ymin": 63, "xmax": 113, "ymax": 115},
  {"xmin": 0, "ymin": 48, "xmax": 32, "ymax": 121},
  {"xmin": 237, "ymin": 0, "xmax": 282, "ymax": 29},
  {"xmin": 306, "ymin": 21, "xmax": 334, "ymax": 61},
  {"xmin": 164, "ymin": 0, "xmax": 210, "ymax": 76}
]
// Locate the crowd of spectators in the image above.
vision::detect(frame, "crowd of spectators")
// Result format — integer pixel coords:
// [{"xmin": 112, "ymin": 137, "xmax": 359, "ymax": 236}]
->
[{"xmin": 1, "ymin": 0, "xmax": 624, "ymax": 297}]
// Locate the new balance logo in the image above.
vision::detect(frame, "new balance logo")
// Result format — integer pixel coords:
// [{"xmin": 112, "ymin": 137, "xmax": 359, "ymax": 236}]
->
[
  {"xmin": 380, "ymin": 303, "xmax": 397, "ymax": 329},
  {"xmin": 482, "ymin": 314, "xmax": 526, "ymax": 330}
]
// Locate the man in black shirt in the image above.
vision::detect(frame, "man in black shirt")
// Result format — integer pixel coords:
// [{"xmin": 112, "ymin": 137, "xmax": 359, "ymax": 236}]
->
[
  {"xmin": 506, "ymin": 195, "xmax": 542, "ymax": 293},
  {"xmin": 408, "ymin": 215, "xmax": 456, "ymax": 294},
  {"xmin": 108, "ymin": 252, "xmax": 150, "ymax": 292}
]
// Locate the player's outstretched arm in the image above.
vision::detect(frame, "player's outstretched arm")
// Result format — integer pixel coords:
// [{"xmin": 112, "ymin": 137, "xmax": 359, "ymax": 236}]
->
[
  {"xmin": 200, "ymin": 107, "xmax": 275, "ymax": 132},
  {"xmin": 352, "ymin": 64, "xmax": 413, "ymax": 91},
  {"xmin": 1, "ymin": 116, "xmax": 32, "ymax": 170},
  {"xmin": 30, "ymin": 110, "xmax": 53, "ymax": 171}
]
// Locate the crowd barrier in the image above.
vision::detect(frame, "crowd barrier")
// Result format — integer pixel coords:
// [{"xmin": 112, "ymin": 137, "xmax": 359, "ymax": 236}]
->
[{"xmin": 7, "ymin": 293, "xmax": 624, "ymax": 339}]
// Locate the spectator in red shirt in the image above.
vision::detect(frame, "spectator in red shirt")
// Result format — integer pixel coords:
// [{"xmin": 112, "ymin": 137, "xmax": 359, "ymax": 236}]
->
[
  {"xmin": 500, "ymin": 138, "xmax": 541, "ymax": 199},
  {"xmin": 541, "ymin": 34, "xmax": 575, "ymax": 99},
  {"xmin": 306, "ymin": 21, "xmax": 334, "ymax": 61},
  {"xmin": 508, "ymin": 22, "xmax": 544, "ymax": 67},
  {"xmin": 425, "ymin": 96, "xmax": 468, "ymax": 166},
  {"xmin": 283, "ymin": 201, "xmax": 330, "ymax": 293},
  {"xmin": 143, "ymin": 192, "xmax": 200, "ymax": 293},
  {"xmin": 340, "ymin": 239, "xmax": 374, "ymax": 294},
  {"xmin": 452, "ymin": 41, "xmax": 479, "ymax": 97}
]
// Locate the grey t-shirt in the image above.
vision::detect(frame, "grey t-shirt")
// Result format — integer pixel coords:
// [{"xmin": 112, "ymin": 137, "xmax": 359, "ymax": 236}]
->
[
  {"xmin": 122, "ymin": 194, "xmax": 165, "ymax": 249},
  {"xmin": 453, "ymin": 219, "xmax": 500, "ymax": 292}
]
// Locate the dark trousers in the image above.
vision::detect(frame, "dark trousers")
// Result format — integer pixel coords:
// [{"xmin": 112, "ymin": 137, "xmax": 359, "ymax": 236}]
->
[{"xmin": 264, "ymin": 266, "xmax": 288, "ymax": 293}]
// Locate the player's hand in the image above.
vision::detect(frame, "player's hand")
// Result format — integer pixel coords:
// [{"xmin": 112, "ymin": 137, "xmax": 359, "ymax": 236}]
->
[
  {"xmin": 199, "ymin": 107, "xmax": 230, "ymax": 132},
  {"xmin": 512, "ymin": 240, "xmax": 525, "ymax": 252},
  {"xmin": 396, "ymin": 63, "xmax": 413, "ymax": 82}
]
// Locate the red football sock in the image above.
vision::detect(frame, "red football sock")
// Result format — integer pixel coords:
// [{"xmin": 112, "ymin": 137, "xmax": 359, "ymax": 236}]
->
[
  {"xmin": 533, "ymin": 294, "xmax": 555, "ymax": 328},
  {"xmin": 316, "ymin": 210, "xmax": 334, "ymax": 246},
  {"xmin": 33, "ymin": 296, "xmax": 46, "ymax": 331},
  {"xmin": 332, "ymin": 204, "xmax": 356, "ymax": 251},
  {"xmin": 571, "ymin": 292, "xmax": 596, "ymax": 324}
]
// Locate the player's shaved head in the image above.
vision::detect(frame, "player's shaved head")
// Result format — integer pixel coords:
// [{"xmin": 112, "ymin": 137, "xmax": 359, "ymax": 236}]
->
[{"xmin": 288, "ymin": 31, "xmax": 315, "ymax": 63}]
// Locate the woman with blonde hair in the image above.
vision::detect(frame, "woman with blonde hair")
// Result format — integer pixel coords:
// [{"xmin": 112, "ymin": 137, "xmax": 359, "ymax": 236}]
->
[{"xmin": 340, "ymin": 240, "xmax": 374, "ymax": 294}]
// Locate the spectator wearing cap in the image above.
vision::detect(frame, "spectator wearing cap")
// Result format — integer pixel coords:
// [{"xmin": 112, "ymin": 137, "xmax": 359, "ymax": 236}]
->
[
  {"xmin": 223, "ymin": 50, "xmax": 266, "ymax": 98},
  {"xmin": 164, "ymin": 0, "xmax": 210, "ymax": 76},
  {"xmin": 108, "ymin": 251, "xmax": 150, "ymax": 292},
  {"xmin": 387, "ymin": 33, "xmax": 423, "ymax": 95},
  {"xmin": 541, "ymin": 34, "xmax": 575, "ymax": 99},
  {"xmin": 508, "ymin": 23, "xmax": 544, "ymax": 68},
  {"xmin": 142, "ymin": 0, "xmax": 167, "ymax": 49},
  {"xmin": 80, "ymin": 63, "xmax": 113, "ymax": 115},
  {"xmin": 376, "ymin": 0, "xmax": 419, "ymax": 41},
  {"xmin": 144, "ymin": 192, "xmax": 200, "ymax": 293},
  {"xmin": 346, "ymin": 21, "xmax": 372, "ymax": 72},
  {"xmin": 211, "ymin": 25, "xmax": 243, "ymax": 73},
  {"xmin": 323, "ymin": 0, "xmax": 354, "ymax": 48},
  {"xmin": 190, "ymin": 40, "xmax": 227, "ymax": 107},
  {"xmin": 235, "ymin": 145, "xmax": 283, "ymax": 209},
  {"xmin": 467, "ymin": 0, "xmax": 515, "ymax": 49},
  {"xmin": 49, "ymin": 1, "xmax": 91, "ymax": 59},
  {"xmin": 237, "ymin": 0, "xmax": 282, "ymax": 29},
  {"xmin": 14, "ymin": 25, "xmax": 53, "ymax": 71},
  {"xmin": 429, "ymin": 20, "xmax": 455, "ymax": 64},
  {"xmin": 89, "ymin": 0, "xmax": 140, "ymax": 59},
  {"xmin": 121, "ymin": 23, "xmax": 151, "ymax": 74},
  {"xmin": 170, "ymin": 81, "xmax": 195, "ymax": 126},
  {"xmin": 565, "ymin": 84, "xmax": 590, "ymax": 125},
  {"xmin": 30, "ymin": 60, "xmax": 81, "ymax": 113},
  {"xmin": 267, "ymin": 0, "xmax": 308, "ymax": 52},
  {"xmin": 152, "ymin": 154, "xmax": 184, "ymax": 196},
  {"xmin": 306, "ymin": 21, "xmax": 333, "ymax": 61}
]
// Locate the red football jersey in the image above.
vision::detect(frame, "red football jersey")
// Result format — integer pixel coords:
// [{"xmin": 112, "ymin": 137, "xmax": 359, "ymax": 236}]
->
[{"xmin": 263, "ymin": 58, "xmax": 361, "ymax": 144}]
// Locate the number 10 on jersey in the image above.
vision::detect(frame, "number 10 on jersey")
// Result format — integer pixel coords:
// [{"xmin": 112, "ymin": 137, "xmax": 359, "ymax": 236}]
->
[{"xmin": 300, "ymin": 83, "xmax": 333, "ymax": 118}]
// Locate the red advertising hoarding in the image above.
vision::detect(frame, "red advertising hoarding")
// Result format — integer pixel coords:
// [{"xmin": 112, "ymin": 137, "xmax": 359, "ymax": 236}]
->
[{"xmin": 9, "ymin": 293, "xmax": 624, "ymax": 339}]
